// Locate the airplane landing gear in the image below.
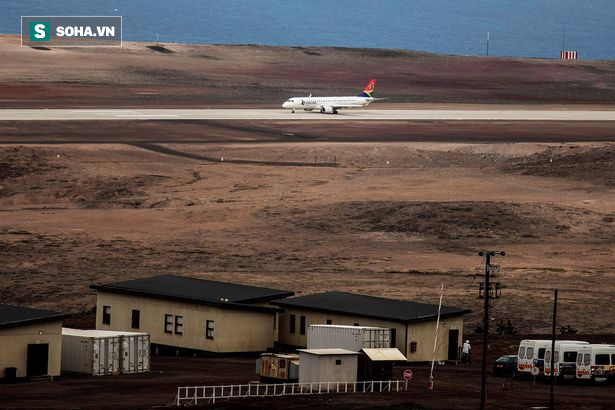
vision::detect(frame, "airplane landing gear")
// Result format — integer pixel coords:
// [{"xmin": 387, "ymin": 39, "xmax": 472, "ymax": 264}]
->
[{"xmin": 291, "ymin": 109, "xmax": 295, "ymax": 113}]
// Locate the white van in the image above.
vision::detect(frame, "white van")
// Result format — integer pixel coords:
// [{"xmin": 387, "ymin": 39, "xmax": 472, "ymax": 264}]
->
[
  {"xmin": 517, "ymin": 339, "xmax": 587, "ymax": 376},
  {"xmin": 575, "ymin": 344, "xmax": 615, "ymax": 382},
  {"xmin": 544, "ymin": 342, "xmax": 590, "ymax": 379}
]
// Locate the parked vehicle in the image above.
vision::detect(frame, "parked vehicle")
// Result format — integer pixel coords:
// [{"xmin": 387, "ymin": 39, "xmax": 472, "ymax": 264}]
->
[
  {"xmin": 493, "ymin": 355, "xmax": 517, "ymax": 377},
  {"xmin": 575, "ymin": 344, "xmax": 615, "ymax": 382},
  {"xmin": 517, "ymin": 339, "xmax": 587, "ymax": 376},
  {"xmin": 544, "ymin": 342, "xmax": 589, "ymax": 379}
]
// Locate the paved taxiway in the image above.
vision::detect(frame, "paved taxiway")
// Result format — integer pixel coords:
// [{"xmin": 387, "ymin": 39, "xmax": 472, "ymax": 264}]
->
[{"xmin": 2, "ymin": 109, "xmax": 615, "ymax": 121}]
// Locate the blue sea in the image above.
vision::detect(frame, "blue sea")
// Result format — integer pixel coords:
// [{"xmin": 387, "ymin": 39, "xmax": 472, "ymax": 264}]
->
[{"xmin": 1, "ymin": 0, "xmax": 614, "ymax": 60}]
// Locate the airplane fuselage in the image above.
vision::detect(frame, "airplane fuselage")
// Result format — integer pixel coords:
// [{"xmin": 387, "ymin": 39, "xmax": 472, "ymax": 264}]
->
[{"xmin": 282, "ymin": 96, "xmax": 373, "ymax": 114}]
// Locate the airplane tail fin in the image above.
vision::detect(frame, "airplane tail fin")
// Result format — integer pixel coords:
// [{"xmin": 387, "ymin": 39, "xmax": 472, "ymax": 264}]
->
[{"xmin": 358, "ymin": 79, "xmax": 376, "ymax": 98}]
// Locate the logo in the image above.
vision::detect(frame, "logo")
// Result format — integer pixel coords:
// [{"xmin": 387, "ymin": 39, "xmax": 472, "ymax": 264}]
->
[
  {"xmin": 29, "ymin": 22, "xmax": 50, "ymax": 41},
  {"xmin": 22, "ymin": 16, "xmax": 122, "ymax": 47}
]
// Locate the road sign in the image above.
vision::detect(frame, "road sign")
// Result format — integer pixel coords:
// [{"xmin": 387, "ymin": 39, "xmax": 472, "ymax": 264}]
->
[{"xmin": 403, "ymin": 369, "xmax": 413, "ymax": 380}]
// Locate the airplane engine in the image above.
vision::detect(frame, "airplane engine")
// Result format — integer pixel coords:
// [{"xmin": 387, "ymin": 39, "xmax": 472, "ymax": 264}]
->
[{"xmin": 320, "ymin": 106, "xmax": 336, "ymax": 114}]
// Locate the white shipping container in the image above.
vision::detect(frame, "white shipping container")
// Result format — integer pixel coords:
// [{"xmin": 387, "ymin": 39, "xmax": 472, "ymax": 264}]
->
[
  {"xmin": 307, "ymin": 325, "xmax": 391, "ymax": 351},
  {"xmin": 61, "ymin": 328, "xmax": 150, "ymax": 376},
  {"xmin": 120, "ymin": 332, "xmax": 150, "ymax": 374}
]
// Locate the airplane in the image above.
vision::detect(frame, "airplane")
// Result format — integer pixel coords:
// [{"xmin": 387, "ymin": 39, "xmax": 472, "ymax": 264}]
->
[{"xmin": 282, "ymin": 79, "xmax": 384, "ymax": 114}]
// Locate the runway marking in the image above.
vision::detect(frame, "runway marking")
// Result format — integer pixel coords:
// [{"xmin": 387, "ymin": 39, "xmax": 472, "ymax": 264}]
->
[
  {"xmin": 2, "ymin": 109, "xmax": 615, "ymax": 121},
  {"xmin": 115, "ymin": 114, "xmax": 180, "ymax": 118}
]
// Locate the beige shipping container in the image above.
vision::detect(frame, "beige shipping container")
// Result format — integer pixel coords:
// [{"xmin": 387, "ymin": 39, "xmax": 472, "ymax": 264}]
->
[{"xmin": 61, "ymin": 328, "xmax": 149, "ymax": 376}]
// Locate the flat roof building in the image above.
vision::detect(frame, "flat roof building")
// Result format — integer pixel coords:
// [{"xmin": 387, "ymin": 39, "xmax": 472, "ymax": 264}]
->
[
  {"xmin": 273, "ymin": 291, "xmax": 471, "ymax": 362},
  {"xmin": 0, "ymin": 304, "xmax": 69, "ymax": 380},
  {"xmin": 91, "ymin": 275, "xmax": 294, "ymax": 353}
]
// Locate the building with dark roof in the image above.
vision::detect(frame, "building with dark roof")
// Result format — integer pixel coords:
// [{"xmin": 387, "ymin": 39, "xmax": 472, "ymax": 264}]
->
[
  {"xmin": 0, "ymin": 304, "xmax": 69, "ymax": 380},
  {"xmin": 272, "ymin": 291, "xmax": 471, "ymax": 361},
  {"xmin": 90, "ymin": 275, "xmax": 294, "ymax": 353}
]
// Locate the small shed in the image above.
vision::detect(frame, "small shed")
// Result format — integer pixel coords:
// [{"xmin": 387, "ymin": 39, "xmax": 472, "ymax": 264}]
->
[
  {"xmin": 256, "ymin": 353, "xmax": 299, "ymax": 382},
  {"xmin": 0, "ymin": 304, "xmax": 69, "ymax": 381},
  {"xmin": 298, "ymin": 348, "xmax": 359, "ymax": 387},
  {"xmin": 358, "ymin": 348, "xmax": 407, "ymax": 381}
]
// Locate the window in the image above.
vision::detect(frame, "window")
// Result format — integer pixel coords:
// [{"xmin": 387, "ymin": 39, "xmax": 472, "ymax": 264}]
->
[
  {"xmin": 289, "ymin": 314, "xmax": 296, "ymax": 334},
  {"xmin": 596, "ymin": 354, "xmax": 610, "ymax": 365},
  {"xmin": 518, "ymin": 347, "xmax": 526, "ymax": 359},
  {"xmin": 526, "ymin": 347, "xmax": 534, "ymax": 359},
  {"xmin": 554, "ymin": 351, "xmax": 559, "ymax": 363},
  {"xmin": 326, "ymin": 319, "xmax": 332, "ymax": 325},
  {"xmin": 612, "ymin": 354, "xmax": 615, "ymax": 365},
  {"xmin": 584, "ymin": 354, "xmax": 590, "ymax": 366},
  {"xmin": 354, "ymin": 323, "xmax": 360, "ymax": 327},
  {"xmin": 300, "ymin": 316, "xmax": 306, "ymax": 335},
  {"xmin": 390, "ymin": 328, "xmax": 397, "ymax": 348},
  {"xmin": 538, "ymin": 348, "xmax": 546, "ymax": 360},
  {"xmin": 335, "ymin": 359, "xmax": 342, "ymax": 365},
  {"xmin": 164, "ymin": 314, "xmax": 173, "ymax": 333},
  {"xmin": 563, "ymin": 351, "xmax": 577, "ymax": 362},
  {"xmin": 102, "ymin": 305, "xmax": 111, "ymax": 325},
  {"xmin": 131, "ymin": 309, "xmax": 140, "ymax": 329},
  {"xmin": 545, "ymin": 351, "xmax": 550, "ymax": 363},
  {"xmin": 206, "ymin": 320, "xmax": 214, "ymax": 339},
  {"xmin": 175, "ymin": 315, "xmax": 183, "ymax": 335},
  {"xmin": 577, "ymin": 354, "xmax": 583, "ymax": 366}
]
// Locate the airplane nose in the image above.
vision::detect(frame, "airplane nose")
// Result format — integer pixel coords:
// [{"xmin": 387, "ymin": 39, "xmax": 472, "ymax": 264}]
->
[{"xmin": 282, "ymin": 102, "xmax": 290, "ymax": 108}]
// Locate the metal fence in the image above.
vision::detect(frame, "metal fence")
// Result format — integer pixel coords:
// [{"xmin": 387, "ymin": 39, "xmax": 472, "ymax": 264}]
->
[{"xmin": 176, "ymin": 379, "xmax": 407, "ymax": 405}]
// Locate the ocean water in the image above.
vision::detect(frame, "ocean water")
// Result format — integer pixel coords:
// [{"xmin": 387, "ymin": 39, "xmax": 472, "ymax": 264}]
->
[{"xmin": 1, "ymin": 0, "xmax": 614, "ymax": 60}]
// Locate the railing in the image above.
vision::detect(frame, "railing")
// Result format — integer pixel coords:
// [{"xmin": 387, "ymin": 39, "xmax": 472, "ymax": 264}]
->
[{"xmin": 176, "ymin": 379, "xmax": 407, "ymax": 405}]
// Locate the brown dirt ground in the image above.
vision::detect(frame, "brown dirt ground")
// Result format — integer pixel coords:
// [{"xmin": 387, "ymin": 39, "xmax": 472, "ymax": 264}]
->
[
  {"xmin": 2, "ymin": 335, "xmax": 615, "ymax": 409},
  {"xmin": 2, "ymin": 34, "xmax": 615, "ymax": 107},
  {"xmin": 1, "ymin": 35, "xmax": 615, "ymax": 409}
]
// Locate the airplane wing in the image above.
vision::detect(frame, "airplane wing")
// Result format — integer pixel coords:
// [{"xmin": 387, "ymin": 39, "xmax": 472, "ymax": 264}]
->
[{"xmin": 329, "ymin": 104, "xmax": 365, "ymax": 109}]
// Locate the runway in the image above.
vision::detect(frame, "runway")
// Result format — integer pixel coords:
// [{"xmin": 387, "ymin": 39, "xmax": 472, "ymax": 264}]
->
[{"xmin": 2, "ymin": 108, "xmax": 615, "ymax": 121}]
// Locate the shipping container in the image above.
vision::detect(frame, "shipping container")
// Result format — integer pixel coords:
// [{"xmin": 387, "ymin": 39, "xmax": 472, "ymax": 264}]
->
[
  {"xmin": 61, "ymin": 328, "xmax": 150, "ymax": 376},
  {"xmin": 307, "ymin": 325, "xmax": 391, "ymax": 351},
  {"xmin": 257, "ymin": 353, "xmax": 299, "ymax": 382},
  {"xmin": 120, "ymin": 332, "xmax": 150, "ymax": 374}
]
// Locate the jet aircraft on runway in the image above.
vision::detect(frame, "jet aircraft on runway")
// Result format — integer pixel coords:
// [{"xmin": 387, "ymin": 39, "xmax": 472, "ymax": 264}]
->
[{"xmin": 282, "ymin": 79, "xmax": 384, "ymax": 114}]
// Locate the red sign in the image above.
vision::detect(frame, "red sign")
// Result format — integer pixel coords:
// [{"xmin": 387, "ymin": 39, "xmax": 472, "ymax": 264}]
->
[{"xmin": 403, "ymin": 369, "xmax": 413, "ymax": 380}]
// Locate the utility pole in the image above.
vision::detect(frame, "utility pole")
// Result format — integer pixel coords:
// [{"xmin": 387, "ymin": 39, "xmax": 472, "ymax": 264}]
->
[
  {"xmin": 550, "ymin": 289, "xmax": 558, "ymax": 410},
  {"xmin": 478, "ymin": 250, "xmax": 505, "ymax": 410}
]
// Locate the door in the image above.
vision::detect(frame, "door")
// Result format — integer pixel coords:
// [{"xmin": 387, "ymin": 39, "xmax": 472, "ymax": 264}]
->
[
  {"xmin": 27, "ymin": 344, "xmax": 49, "ymax": 377},
  {"xmin": 575, "ymin": 351, "xmax": 591, "ymax": 380},
  {"xmin": 448, "ymin": 330, "xmax": 459, "ymax": 360}
]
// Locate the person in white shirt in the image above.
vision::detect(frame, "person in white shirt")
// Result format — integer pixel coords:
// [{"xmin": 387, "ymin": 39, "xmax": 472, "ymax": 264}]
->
[{"xmin": 462, "ymin": 340, "xmax": 471, "ymax": 364}]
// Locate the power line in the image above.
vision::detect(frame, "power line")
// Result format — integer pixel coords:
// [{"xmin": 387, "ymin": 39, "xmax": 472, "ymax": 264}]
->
[{"xmin": 478, "ymin": 250, "xmax": 505, "ymax": 410}]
